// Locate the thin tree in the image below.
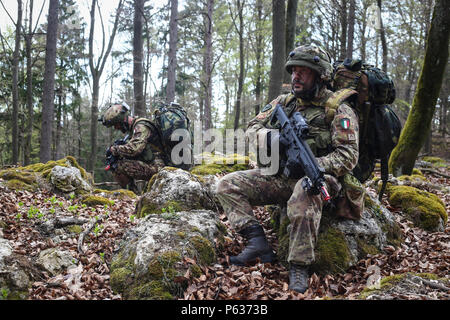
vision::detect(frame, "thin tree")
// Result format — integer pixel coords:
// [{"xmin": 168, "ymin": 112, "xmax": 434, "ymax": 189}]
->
[
  {"xmin": 377, "ymin": 0, "xmax": 387, "ymax": 72},
  {"xmin": 87, "ymin": 0, "xmax": 123, "ymax": 173},
  {"xmin": 338, "ymin": 0, "xmax": 347, "ymax": 60},
  {"xmin": 346, "ymin": 0, "xmax": 355, "ymax": 60},
  {"xmin": 11, "ymin": 0, "xmax": 22, "ymax": 164},
  {"xmin": 203, "ymin": 0, "xmax": 213, "ymax": 130},
  {"xmin": 134, "ymin": 0, "xmax": 146, "ymax": 116},
  {"xmin": 284, "ymin": 0, "xmax": 298, "ymax": 84},
  {"xmin": 39, "ymin": 0, "xmax": 59, "ymax": 163},
  {"xmin": 389, "ymin": 0, "xmax": 450, "ymax": 176},
  {"xmin": 229, "ymin": 0, "xmax": 246, "ymax": 129},
  {"xmin": 166, "ymin": 0, "xmax": 178, "ymax": 105},
  {"xmin": 267, "ymin": 0, "xmax": 285, "ymax": 103}
]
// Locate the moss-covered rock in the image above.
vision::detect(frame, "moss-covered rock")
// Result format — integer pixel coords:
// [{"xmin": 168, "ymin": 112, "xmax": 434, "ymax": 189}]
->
[
  {"xmin": 93, "ymin": 188, "xmax": 137, "ymax": 199},
  {"xmin": 386, "ymin": 185, "xmax": 447, "ymax": 232},
  {"xmin": 358, "ymin": 273, "xmax": 450, "ymax": 300},
  {"xmin": 136, "ymin": 168, "xmax": 216, "ymax": 218},
  {"xmin": 0, "ymin": 157, "xmax": 92, "ymax": 194},
  {"xmin": 421, "ymin": 156, "xmax": 447, "ymax": 167},
  {"xmin": 311, "ymin": 228, "xmax": 351, "ymax": 275},
  {"xmin": 80, "ymin": 195, "xmax": 114, "ymax": 207},
  {"xmin": 190, "ymin": 153, "xmax": 250, "ymax": 176},
  {"xmin": 109, "ymin": 209, "xmax": 226, "ymax": 300},
  {"xmin": 270, "ymin": 192, "xmax": 402, "ymax": 274}
]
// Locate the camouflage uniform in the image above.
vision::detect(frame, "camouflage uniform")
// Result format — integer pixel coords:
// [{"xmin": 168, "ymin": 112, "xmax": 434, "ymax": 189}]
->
[
  {"xmin": 216, "ymin": 86, "xmax": 364, "ymax": 266},
  {"xmin": 110, "ymin": 118, "xmax": 166, "ymax": 188}
]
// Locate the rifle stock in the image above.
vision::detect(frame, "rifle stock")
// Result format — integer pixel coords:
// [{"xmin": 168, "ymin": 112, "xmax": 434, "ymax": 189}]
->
[{"xmin": 105, "ymin": 134, "xmax": 129, "ymax": 171}]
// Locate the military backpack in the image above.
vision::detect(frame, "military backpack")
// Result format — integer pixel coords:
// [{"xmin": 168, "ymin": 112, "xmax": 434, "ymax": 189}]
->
[
  {"xmin": 153, "ymin": 102, "xmax": 193, "ymax": 170},
  {"xmin": 331, "ymin": 58, "xmax": 402, "ymax": 200}
]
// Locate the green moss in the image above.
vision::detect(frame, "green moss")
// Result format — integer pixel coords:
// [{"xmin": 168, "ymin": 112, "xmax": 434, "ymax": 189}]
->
[
  {"xmin": 94, "ymin": 188, "xmax": 136, "ymax": 199},
  {"xmin": 189, "ymin": 264, "xmax": 203, "ymax": 278},
  {"xmin": 80, "ymin": 195, "xmax": 114, "ymax": 207},
  {"xmin": 110, "ymin": 251, "xmax": 136, "ymax": 271},
  {"xmin": 0, "ymin": 169, "xmax": 37, "ymax": 184},
  {"xmin": 147, "ymin": 251, "xmax": 182, "ymax": 280},
  {"xmin": 411, "ymin": 168, "xmax": 424, "ymax": 176},
  {"xmin": 163, "ymin": 166, "xmax": 180, "ymax": 172},
  {"xmin": 387, "ymin": 185, "xmax": 447, "ymax": 231},
  {"xmin": 356, "ymin": 238, "xmax": 380, "ymax": 257},
  {"xmin": 138, "ymin": 203, "xmax": 160, "ymax": 218},
  {"xmin": 66, "ymin": 225, "xmax": 83, "ymax": 234},
  {"xmin": 137, "ymin": 200, "xmax": 186, "ymax": 218},
  {"xmin": 110, "ymin": 267, "xmax": 134, "ymax": 294},
  {"xmin": 397, "ymin": 174, "xmax": 427, "ymax": 182},
  {"xmin": 358, "ymin": 273, "xmax": 449, "ymax": 299},
  {"xmin": 422, "ymin": 156, "xmax": 445, "ymax": 164},
  {"xmin": 311, "ymin": 227, "xmax": 351, "ymax": 275},
  {"xmin": 128, "ymin": 280, "xmax": 173, "ymax": 300},
  {"xmin": 146, "ymin": 173, "xmax": 159, "ymax": 192},
  {"xmin": 359, "ymin": 274, "xmax": 406, "ymax": 299},
  {"xmin": 5, "ymin": 179, "xmax": 37, "ymax": 192},
  {"xmin": 190, "ymin": 153, "xmax": 250, "ymax": 176},
  {"xmin": 188, "ymin": 236, "xmax": 216, "ymax": 265}
]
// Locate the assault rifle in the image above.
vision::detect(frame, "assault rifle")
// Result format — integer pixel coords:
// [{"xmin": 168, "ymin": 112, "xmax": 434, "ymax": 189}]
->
[
  {"xmin": 105, "ymin": 135, "xmax": 129, "ymax": 171},
  {"xmin": 269, "ymin": 104, "xmax": 331, "ymax": 202}
]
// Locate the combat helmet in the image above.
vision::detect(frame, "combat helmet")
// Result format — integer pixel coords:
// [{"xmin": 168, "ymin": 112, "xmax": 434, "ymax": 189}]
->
[
  {"xmin": 285, "ymin": 44, "xmax": 333, "ymax": 82},
  {"xmin": 100, "ymin": 103, "xmax": 130, "ymax": 128}
]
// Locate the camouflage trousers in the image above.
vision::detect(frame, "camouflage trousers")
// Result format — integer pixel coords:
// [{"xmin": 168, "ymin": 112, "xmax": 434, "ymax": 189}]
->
[
  {"xmin": 216, "ymin": 169, "xmax": 342, "ymax": 266},
  {"xmin": 112, "ymin": 157, "xmax": 166, "ymax": 188}
]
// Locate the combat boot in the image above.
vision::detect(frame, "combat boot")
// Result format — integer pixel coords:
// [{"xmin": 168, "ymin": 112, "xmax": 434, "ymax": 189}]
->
[
  {"xmin": 230, "ymin": 224, "xmax": 276, "ymax": 266},
  {"xmin": 289, "ymin": 263, "xmax": 309, "ymax": 293}
]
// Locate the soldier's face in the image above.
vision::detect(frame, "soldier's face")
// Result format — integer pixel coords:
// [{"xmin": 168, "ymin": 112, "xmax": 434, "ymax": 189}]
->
[{"xmin": 291, "ymin": 66, "xmax": 316, "ymax": 95}]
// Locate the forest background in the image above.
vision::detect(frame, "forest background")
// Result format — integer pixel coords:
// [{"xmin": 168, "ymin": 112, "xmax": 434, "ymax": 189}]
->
[{"xmin": 0, "ymin": 0, "xmax": 448, "ymax": 184}]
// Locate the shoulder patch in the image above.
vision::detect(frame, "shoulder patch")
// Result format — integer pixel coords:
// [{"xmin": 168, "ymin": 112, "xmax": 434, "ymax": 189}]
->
[{"xmin": 261, "ymin": 104, "xmax": 272, "ymax": 112}]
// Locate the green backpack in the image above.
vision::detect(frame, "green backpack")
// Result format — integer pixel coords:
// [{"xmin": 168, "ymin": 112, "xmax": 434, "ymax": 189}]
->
[
  {"xmin": 153, "ymin": 102, "xmax": 193, "ymax": 170},
  {"xmin": 332, "ymin": 58, "xmax": 402, "ymax": 200}
]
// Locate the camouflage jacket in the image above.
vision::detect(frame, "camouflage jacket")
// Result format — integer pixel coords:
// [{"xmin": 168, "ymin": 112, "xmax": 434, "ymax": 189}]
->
[
  {"xmin": 110, "ymin": 118, "xmax": 164, "ymax": 163},
  {"xmin": 247, "ymin": 87, "xmax": 360, "ymax": 178}
]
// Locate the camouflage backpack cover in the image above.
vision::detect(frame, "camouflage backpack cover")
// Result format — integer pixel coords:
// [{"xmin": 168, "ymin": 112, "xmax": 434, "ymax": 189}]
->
[
  {"xmin": 153, "ymin": 102, "xmax": 193, "ymax": 170},
  {"xmin": 331, "ymin": 58, "xmax": 402, "ymax": 199}
]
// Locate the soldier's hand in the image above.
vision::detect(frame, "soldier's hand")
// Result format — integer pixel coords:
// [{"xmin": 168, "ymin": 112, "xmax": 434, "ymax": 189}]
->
[{"xmin": 106, "ymin": 147, "xmax": 113, "ymax": 158}]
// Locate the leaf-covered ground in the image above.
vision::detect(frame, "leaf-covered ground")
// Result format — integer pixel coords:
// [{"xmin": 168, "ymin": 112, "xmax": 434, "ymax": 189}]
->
[{"xmin": 0, "ymin": 166, "xmax": 448, "ymax": 300}]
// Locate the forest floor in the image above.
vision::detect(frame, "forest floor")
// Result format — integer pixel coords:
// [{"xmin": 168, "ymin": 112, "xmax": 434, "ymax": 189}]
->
[{"xmin": 0, "ymin": 164, "xmax": 449, "ymax": 300}]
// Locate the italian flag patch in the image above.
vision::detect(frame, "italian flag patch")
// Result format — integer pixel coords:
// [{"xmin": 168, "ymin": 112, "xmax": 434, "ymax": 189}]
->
[{"xmin": 341, "ymin": 118, "xmax": 350, "ymax": 130}]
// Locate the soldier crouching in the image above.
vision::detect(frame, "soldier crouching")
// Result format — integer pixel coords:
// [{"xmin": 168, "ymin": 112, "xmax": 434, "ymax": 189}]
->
[{"xmin": 99, "ymin": 103, "xmax": 167, "ymax": 193}]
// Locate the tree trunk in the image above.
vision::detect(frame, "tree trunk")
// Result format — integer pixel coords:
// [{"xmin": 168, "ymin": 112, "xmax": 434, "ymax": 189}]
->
[
  {"xmin": 133, "ymin": 0, "xmax": 146, "ymax": 116},
  {"xmin": 267, "ymin": 0, "xmax": 285, "ymax": 103},
  {"xmin": 346, "ymin": 0, "xmax": 355, "ymax": 60},
  {"xmin": 233, "ymin": 0, "xmax": 245, "ymax": 129},
  {"xmin": 88, "ymin": 0, "xmax": 123, "ymax": 173},
  {"xmin": 377, "ymin": 0, "xmax": 387, "ymax": 72},
  {"xmin": 12, "ymin": 0, "xmax": 23, "ymax": 165},
  {"xmin": 339, "ymin": 0, "xmax": 347, "ymax": 60},
  {"xmin": 284, "ymin": 0, "xmax": 298, "ymax": 84},
  {"xmin": 203, "ymin": 0, "xmax": 213, "ymax": 130},
  {"xmin": 166, "ymin": 0, "xmax": 178, "ymax": 105},
  {"xmin": 389, "ymin": 0, "xmax": 450, "ymax": 176},
  {"xmin": 254, "ymin": 0, "xmax": 263, "ymax": 116},
  {"xmin": 39, "ymin": 0, "xmax": 59, "ymax": 163},
  {"xmin": 24, "ymin": 0, "xmax": 34, "ymax": 166}
]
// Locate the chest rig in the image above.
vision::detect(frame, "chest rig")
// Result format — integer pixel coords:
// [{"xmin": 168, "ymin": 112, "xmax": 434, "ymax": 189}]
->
[{"xmin": 277, "ymin": 88, "xmax": 356, "ymax": 157}]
